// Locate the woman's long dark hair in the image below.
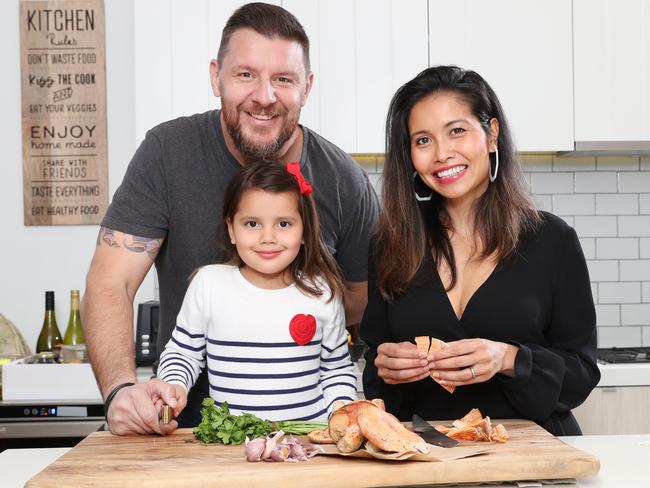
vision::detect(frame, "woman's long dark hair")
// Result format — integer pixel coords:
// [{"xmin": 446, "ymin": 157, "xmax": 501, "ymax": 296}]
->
[
  {"xmin": 377, "ymin": 66, "xmax": 541, "ymax": 299},
  {"xmin": 221, "ymin": 160, "xmax": 344, "ymax": 301}
]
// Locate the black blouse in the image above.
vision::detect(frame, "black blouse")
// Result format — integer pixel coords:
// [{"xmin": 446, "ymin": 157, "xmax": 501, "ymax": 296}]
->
[{"xmin": 361, "ymin": 212, "xmax": 600, "ymax": 436}]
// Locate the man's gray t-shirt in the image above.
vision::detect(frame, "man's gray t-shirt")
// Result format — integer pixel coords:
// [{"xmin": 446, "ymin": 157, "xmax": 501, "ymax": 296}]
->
[{"xmin": 102, "ymin": 109, "xmax": 379, "ymax": 409}]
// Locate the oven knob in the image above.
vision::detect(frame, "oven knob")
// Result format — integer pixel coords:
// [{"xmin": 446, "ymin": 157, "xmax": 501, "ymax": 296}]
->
[
  {"xmin": 24, "ymin": 408, "xmax": 30, "ymax": 416},
  {"xmin": 31, "ymin": 408, "xmax": 38, "ymax": 416},
  {"xmin": 141, "ymin": 334, "xmax": 150, "ymax": 340},
  {"xmin": 141, "ymin": 342, "xmax": 149, "ymax": 348}
]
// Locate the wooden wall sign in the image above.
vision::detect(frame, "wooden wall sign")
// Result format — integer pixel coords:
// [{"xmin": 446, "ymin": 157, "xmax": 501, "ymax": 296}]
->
[{"xmin": 19, "ymin": 0, "xmax": 108, "ymax": 226}]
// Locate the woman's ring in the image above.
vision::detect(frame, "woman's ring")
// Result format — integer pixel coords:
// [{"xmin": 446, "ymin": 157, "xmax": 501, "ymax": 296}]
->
[{"xmin": 469, "ymin": 366, "xmax": 476, "ymax": 379}]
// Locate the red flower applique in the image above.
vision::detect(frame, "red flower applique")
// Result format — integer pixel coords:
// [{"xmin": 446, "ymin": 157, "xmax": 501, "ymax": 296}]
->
[{"xmin": 289, "ymin": 314, "xmax": 316, "ymax": 345}]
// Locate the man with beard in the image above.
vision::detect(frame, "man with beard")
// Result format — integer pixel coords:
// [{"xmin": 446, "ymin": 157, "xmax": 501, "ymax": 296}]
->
[{"xmin": 81, "ymin": 2, "xmax": 378, "ymax": 435}]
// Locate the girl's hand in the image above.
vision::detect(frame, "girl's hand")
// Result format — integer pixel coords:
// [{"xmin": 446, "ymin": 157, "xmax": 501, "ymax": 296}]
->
[
  {"xmin": 428, "ymin": 338, "xmax": 519, "ymax": 387},
  {"xmin": 375, "ymin": 341, "xmax": 431, "ymax": 385}
]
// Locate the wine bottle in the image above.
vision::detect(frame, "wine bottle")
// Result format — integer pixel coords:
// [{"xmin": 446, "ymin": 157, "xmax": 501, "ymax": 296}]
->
[
  {"xmin": 63, "ymin": 289, "xmax": 85, "ymax": 345},
  {"xmin": 36, "ymin": 291, "xmax": 63, "ymax": 353}
]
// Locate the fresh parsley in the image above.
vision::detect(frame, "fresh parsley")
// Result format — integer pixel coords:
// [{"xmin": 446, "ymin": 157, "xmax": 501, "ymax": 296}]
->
[{"xmin": 192, "ymin": 398, "xmax": 327, "ymax": 445}]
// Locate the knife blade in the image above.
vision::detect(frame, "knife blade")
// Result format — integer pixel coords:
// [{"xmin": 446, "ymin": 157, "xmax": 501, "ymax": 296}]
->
[{"xmin": 412, "ymin": 414, "xmax": 459, "ymax": 448}]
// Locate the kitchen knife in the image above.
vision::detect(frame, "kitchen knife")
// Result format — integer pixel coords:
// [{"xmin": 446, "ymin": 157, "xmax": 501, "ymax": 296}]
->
[{"xmin": 412, "ymin": 413, "xmax": 459, "ymax": 448}]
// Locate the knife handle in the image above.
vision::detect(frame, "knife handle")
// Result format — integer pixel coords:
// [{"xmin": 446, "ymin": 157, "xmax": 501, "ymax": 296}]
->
[{"xmin": 160, "ymin": 404, "xmax": 172, "ymax": 424}]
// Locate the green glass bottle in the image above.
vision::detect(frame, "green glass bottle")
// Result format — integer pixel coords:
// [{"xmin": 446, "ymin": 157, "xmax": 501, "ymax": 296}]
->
[
  {"xmin": 63, "ymin": 289, "xmax": 85, "ymax": 345},
  {"xmin": 36, "ymin": 291, "xmax": 63, "ymax": 353}
]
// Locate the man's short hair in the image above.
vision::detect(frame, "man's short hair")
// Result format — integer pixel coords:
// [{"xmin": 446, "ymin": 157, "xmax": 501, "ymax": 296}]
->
[{"xmin": 217, "ymin": 2, "xmax": 311, "ymax": 73}]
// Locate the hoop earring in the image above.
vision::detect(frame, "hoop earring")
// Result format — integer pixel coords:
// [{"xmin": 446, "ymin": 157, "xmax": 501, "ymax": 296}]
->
[
  {"xmin": 489, "ymin": 148, "xmax": 499, "ymax": 183},
  {"xmin": 412, "ymin": 171, "xmax": 432, "ymax": 201}
]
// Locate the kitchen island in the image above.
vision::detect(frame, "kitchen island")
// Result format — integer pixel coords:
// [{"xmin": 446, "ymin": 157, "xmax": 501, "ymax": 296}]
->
[{"xmin": 1, "ymin": 434, "xmax": 646, "ymax": 487}]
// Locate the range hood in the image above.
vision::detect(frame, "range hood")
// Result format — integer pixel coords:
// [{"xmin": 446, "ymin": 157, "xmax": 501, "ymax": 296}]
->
[{"xmin": 557, "ymin": 141, "xmax": 650, "ymax": 157}]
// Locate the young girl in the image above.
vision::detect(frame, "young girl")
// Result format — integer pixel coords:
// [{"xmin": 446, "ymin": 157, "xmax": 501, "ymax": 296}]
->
[{"xmin": 157, "ymin": 160, "xmax": 357, "ymax": 421}]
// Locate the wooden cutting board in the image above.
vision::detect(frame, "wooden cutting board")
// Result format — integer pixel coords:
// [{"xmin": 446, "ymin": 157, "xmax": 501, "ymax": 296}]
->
[{"xmin": 26, "ymin": 420, "xmax": 599, "ymax": 487}]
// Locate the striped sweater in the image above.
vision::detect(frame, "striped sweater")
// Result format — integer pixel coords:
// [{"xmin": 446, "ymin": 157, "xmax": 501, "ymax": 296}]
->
[{"xmin": 157, "ymin": 264, "xmax": 357, "ymax": 421}]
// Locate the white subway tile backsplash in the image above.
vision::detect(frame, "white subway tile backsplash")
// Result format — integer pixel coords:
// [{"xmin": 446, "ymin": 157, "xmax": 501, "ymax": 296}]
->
[
  {"xmin": 597, "ymin": 326, "xmax": 642, "ymax": 348},
  {"xmin": 587, "ymin": 260, "xmax": 619, "ymax": 281},
  {"xmin": 644, "ymin": 282, "xmax": 650, "ymax": 302},
  {"xmin": 591, "ymin": 283, "xmax": 598, "ymax": 302},
  {"xmin": 595, "ymin": 304, "xmax": 620, "ymax": 326},
  {"xmin": 532, "ymin": 194, "xmax": 552, "ymax": 212},
  {"xmin": 596, "ymin": 238, "xmax": 638, "ymax": 259},
  {"xmin": 621, "ymin": 304, "xmax": 650, "ymax": 325},
  {"xmin": 531, "ymin": 173, "xmax": 573, "ymax": 193},
  {"xmin": 643, "ymin": 326, "xmax": 650, "ymax": 346},
  {"xmin": 574, "ymin": 216, "xmax": 617, "ymax": 237},
  {"xmin": 579, "ymin": 238, "xmax": 595, "ymax": 259},
  {"xmin": 641, "ymin": 157, "xmax": 650, "ymax": 171},
  {"xmin": 640, "ymin": 194, "xmax": 650, "ymax": 214},
  {"xmin": 553, "ymin": 156, "xmax": 595, "ymax": 171},
  {"xmin": 368, "ymin": 173, "xmax": 382, "ymax": 195},
  {"xmin": 521, "ymin": 155, "xmax": 553, "ymax": 172},
  {"xmin": 620, "ymin": 260, "xmax": 650, "ymax": 281},
  {"xmin": 619, "ymin": 172, "xmax": 650, "ymax": 193},
  {"xmin": 553, "ymin": 194, "xmax": 595, "ymax": 215},
  {"xmin": 596, "ymin": 194, "xmax": 639, "ymax": 215},
  {"xmin": 575, "ymin": 172, "xmax": 617, "ymax": 193},
  {"xmin": 642, "ymin": 238, "xmax": 650, "ymax": 259},
  {"xmin": 596, "ymin": 157, "xmax": 640, "ymax": 171},
  {"xmin": 618, "ymin": 216, "xmax": 650, "ymax": 237},
  {"xmin": 598, "ymin": 282, "xmax": 641, "ymax": 303}
]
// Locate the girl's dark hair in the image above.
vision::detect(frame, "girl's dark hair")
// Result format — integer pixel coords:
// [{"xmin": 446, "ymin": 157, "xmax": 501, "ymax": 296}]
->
[
  {"xmin": 222, "ymin": 160, "xmax": 343, "ymax": 300},
  {"xmin": 377, "ymin": 65, "xmax": 541, "ymax": 299},
  {"xmin": 218, "ymin": 2, "xmax": 310, "ymax": 73}
]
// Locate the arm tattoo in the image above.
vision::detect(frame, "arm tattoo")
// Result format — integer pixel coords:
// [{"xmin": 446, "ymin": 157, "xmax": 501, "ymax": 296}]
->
[
  {"xmin": 97, "ymin": 227, "xmax": 119, "ymax": 247},
  {"xmin": 97, "ymin": 227, "xmax": 164, "ymax": 260}
]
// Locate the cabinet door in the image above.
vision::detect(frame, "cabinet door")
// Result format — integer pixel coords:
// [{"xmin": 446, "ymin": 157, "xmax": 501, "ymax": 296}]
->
[
  {"xmin": 574, "ymin": 0, "xmax": 650, "ymax": 142},
  {"xmin": 299, "ymin": 0, "xmax": 428, "ymax": 153},
  {"xmin": 572, "ymin": 386, "xmax": 650, "ymax": 435},
  {"xmin": 135, "ymin": 1, "xmax": 281, "ymax": 142},
  {"xmin": 134, "ymin": 0, "xmax": 173, "ymax": 142},
  {"xmin": 428, "ymin": 0, "xmax": 574, "ymax": 152}
]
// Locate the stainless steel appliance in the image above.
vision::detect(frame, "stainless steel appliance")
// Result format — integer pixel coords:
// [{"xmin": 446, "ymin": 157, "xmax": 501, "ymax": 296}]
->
[
  {"xmin": 0, "ymin": 399, "xmax": 105, "ymax": 450},
  {"xmin": 597, "ymin": 347, "xmax": 650, "ymax": 364}
]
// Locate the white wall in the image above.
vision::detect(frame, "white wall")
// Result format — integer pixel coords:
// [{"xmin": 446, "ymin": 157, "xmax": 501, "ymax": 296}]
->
[{"xmin": 0, "ymin": 0, "xmax": 155, "ymax": 352}]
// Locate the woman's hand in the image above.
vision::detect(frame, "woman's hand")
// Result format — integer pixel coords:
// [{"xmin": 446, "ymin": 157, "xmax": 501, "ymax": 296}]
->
[
  {"xmin": 428, "ymin": 338, "xmax": 519, "ymax": 386},
  {"xmin": 375, "ymin": 341, "xmax": 431, "ymax": 385}
]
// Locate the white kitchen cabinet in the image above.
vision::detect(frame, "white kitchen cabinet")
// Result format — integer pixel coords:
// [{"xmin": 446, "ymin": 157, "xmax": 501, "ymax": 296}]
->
[
  {"xmin": 135, "ymin": 0, "xmax": 428, "ymax": 154},
  {"xmin": 573, "ymin": 0, "xmax": 650, "ymax": 143},
  {"xmin": 134, "ymin": 0, "xmax": 281, "ymax": 142},
  {"xmin": 572, "ymin": 386, "xmax": 650, "ymax": 435},
  {"xmin": 134, "ymin": 0, "xmax": 173, "ymax": 142},
  {"xmin": 427, "ymin": 0, "xmax": 574, "ymax": 152},
  {"xmin": 288, "ymin": 0, "xmax": 429, "ymax": 153}
]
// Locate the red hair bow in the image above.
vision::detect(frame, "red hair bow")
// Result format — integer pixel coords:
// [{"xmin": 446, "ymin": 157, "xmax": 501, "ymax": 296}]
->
[{"xmin": 286, "ymin": 162, "xmax": 313, "ymax": 196}]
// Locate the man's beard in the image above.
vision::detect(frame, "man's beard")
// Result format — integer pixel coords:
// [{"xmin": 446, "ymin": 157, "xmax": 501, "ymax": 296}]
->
[{"xmin": 222, "ymin": 102, "xmax": 299, "ymax": 161}]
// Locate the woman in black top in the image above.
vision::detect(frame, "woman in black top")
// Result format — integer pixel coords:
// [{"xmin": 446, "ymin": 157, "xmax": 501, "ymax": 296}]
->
[{"xmin": 361, "ymin": 66, "xmax": 600, "ymax": 436}]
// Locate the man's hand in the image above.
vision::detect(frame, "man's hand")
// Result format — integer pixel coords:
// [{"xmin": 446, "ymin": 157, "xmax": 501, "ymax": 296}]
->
[
  {"xmin": 375, "ymin": 341, "xmax": 431, "ymax": 385},
  {"xmin": 106, "ymin": 378, "xmax": 187, "ymax": 435}
]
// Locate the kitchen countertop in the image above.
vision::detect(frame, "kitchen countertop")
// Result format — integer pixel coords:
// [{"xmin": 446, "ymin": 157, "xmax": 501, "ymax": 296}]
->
[
  {"xmin": 596, "ymin": 362, "xmax": 650, "ymax": 387},
  {"xmin": 1, "ymin": 434, "xmax": 647, "ymax": 487}
]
